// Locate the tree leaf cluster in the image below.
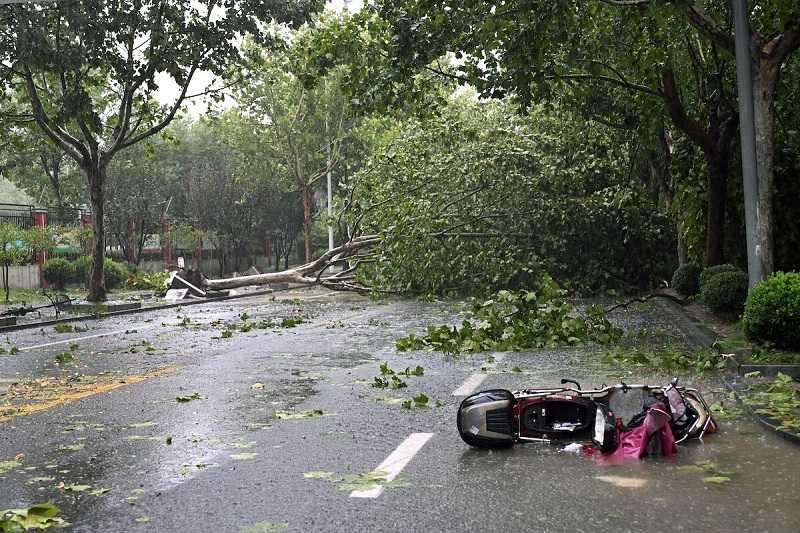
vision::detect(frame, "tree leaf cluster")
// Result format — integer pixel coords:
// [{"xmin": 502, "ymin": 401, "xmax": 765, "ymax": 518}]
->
[{"xmin": 395, "ymin": 285, "xmax": 622, "ymax": 355}]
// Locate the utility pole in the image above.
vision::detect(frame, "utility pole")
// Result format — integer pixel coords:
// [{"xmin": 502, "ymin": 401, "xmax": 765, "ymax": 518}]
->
[
  {"xmin": 732, "ymin": 0, "xmax": 762, "ymax": 288},
  {"xmin": 325, "ymin": 78, "xmax": 335, "ymax": 253},
  {"xmin": 327, "ymin": 135, "xmax": 334, "ymax": 252}
]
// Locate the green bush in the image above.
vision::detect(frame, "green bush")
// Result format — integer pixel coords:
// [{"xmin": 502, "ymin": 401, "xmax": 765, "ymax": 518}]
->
[
  {"xmin": 743, "ymin": 272, "xmax": 800, "ymax": 350},
  {"xmin": 671, "ymin": 263, "xmax": 701, "ymax": 296},
  {"xmin": 103, "ymin": 258, "xmax": 128, "ymax": 290},
  {"xmin": 701, "ymin": 271, "xmax": 749, "ymax": 316},
  {"xmin": 699, "ymin": 264, "xmax": 740, "ymax": 288},
  {"xmin": 71, "ymin": 256, "xmax": 92, "ymax": 286},
  {"xmin": 42, "ymin": 258, "xmax": 74, "ymax": 290}
]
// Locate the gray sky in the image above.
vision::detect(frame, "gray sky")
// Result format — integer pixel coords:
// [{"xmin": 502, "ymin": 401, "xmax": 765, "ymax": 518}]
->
[{"xmin": 156, "ymin": 0, "xmax": 363, "ymax": 117}]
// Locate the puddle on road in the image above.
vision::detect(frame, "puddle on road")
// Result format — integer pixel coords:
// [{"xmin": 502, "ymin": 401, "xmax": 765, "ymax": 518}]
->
[{"xmin": 453, "ymin": 414, "xmax": 800, "ymax": 530}]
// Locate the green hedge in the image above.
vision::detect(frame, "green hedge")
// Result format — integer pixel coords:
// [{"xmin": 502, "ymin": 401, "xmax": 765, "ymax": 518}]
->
[
  {"xmin": 671, "ymin": 264, "xmax": 701, "ymax": 297},
  {"xmin": 103, "ymin": 258, "xmax": 128, "ymax": 289},
  {"xmin": 699, "ymin": 264, "xmax": 740, "ymax": 288},
  {"xmin": 71, "ymin": 256, "xmax": 91, "ymax": 286},
  {"xmin": 701, "ymin": 271, "xmax": 749, "ymax": 316},
  {"xmin": 61, "ymin": 256, "xmax": 128, "ymax": 290},
  {"xmin": 42, "ymin": 258, "xmax": 74, "ymax": 290},
  {"xmin": 743, "ymin": 272, "xmax": 800, "ymax": 350}
]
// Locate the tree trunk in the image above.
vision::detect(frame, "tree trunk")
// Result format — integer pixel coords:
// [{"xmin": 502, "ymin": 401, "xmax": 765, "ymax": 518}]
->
[
  {"xmin": 3, "ymin": 264, "xmax": 9, "ymax": 303},
  {"xmin": 752, "ymin": 63, "xmax": 778, "ymax": 277},
  {"xmin": 704, "ymin": 151, "xmax": 728, "ymax": 266},
  {"xmin": 301, "ymin": 185, "xmax": 314, "ymax": 263},
  {"xmin": 86, "ymin": 164, "xmax": 107, "ymax": 302}
]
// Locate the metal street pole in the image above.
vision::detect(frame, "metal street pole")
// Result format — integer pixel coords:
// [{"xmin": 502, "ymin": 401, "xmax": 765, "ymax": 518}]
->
[
  {"xmin": 732, "ymin": 0, "xmax": 762, "ymax": 288},
  {"xmin": 325, "ymin": 78, "xmax": 335, "ymax": 253},
  {"xmin": 327, "ymin": 140, "xmax": 334, "ymax": 252}
]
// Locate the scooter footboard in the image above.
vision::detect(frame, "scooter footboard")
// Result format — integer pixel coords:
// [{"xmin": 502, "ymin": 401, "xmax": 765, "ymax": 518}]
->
[{"xmin": 457, "ymin": 389, "xmax": 515, "ymax": 449}]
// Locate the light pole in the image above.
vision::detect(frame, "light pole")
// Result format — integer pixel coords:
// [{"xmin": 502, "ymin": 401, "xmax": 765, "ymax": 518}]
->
[{"xmin": 732, "ymin": 0, "xmax": 762, "ymax": 288}]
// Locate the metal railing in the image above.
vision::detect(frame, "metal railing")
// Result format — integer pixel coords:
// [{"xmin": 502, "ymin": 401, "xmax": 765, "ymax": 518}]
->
[{"xmin": 0, "ymin": 203, "xmax": 35, "ymax": 228}]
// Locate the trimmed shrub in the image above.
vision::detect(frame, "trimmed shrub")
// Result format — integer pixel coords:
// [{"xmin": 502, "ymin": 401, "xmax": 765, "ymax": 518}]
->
[
  {"xmin": 701, "ymin": 271, "xmax": 749, "ymax": 316},
  {"xmin": 743, "ymin": 272, "xmax": 800, "ymax": 350},
  {"xmin": 71, "ymin": 256, "xmax": 92, "ymax": 286},
  {"xmin": 699, "ymin": 264, "xmax": 740, "ymax": 288},
  {"xmin": 103, "ymin": 258, "xmax": 128, "ymax": 290},
  {"xmin": 671, "ymin": 263, "xmax": 701, "ymax": 296},
  {"xmin": 42, "ymin": 258, "xmax": 74, "ymax": 290}
]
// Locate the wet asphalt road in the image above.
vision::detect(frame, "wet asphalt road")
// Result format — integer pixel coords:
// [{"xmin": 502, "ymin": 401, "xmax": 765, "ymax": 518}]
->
[{"xmin": 1, "ymin": 288, "xmax": 799, "ymax": 532}]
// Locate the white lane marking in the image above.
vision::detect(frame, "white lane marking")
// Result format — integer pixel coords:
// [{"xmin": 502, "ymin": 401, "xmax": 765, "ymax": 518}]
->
[
  {"xmin": 452, "ymin": 373, "xmax": 487, "ymax": 396},
  {"xmin": 452, "ymin": 354, "xmax": 505, "ymax": 396},
  {"xmin": 18, "ymin": 329, "xmax": 135, "ymax": 351},
  {"xmin": 350, "ymin": 432, "xmax": 434, "ymax": 499}
]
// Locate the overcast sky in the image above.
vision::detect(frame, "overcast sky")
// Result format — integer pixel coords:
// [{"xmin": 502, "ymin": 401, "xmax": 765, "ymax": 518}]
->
[{"xmin": 155, "ymin": 0, "xmax": 363, "ymax": 117}]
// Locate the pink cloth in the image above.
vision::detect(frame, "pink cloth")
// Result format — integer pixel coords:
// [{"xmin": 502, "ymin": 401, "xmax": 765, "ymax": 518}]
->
[{"xmin": 599, "ymin": 402, "xmax": 678, "ymax": 463}]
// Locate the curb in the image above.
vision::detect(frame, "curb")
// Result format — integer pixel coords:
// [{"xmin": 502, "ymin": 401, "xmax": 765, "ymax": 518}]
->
[
  {"xmin": 0, "ymin": 287, "xmax": 286, "ymax": 333},
  {"xmin": 658, "ymin": 298, "xmax": 800, "ymax": 446},
  {"xmin": 722, "ymin": 376, "xmax": 800, "ymax": 446}
]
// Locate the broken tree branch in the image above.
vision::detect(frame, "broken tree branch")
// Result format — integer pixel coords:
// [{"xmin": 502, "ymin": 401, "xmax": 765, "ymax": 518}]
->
[
  {"xmin": 605, "ymin": 292, "xmax": 689, "ymax": 313},
  {"xmin": 202, "ymin": 235, "xmax": 381, "ymax": 291}
]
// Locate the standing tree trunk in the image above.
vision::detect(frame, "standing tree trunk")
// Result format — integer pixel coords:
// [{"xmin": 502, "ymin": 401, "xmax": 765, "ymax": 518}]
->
[
  {"xmin": 86, "ymin": 163, "xmax": 107, "ymax": 302},
  {"xmin": 752, "ymin": 63, "xmax": 779, "ymax": 276},
  {"xmin": 704, "ymin": 151, "xmax": 729, "ymax": 266}
]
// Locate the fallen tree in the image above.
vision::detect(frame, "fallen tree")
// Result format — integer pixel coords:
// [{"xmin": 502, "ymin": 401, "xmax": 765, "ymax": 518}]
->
[{"xmin": 201, "ymin": 235, "xmax": 381, "ymax": 293}]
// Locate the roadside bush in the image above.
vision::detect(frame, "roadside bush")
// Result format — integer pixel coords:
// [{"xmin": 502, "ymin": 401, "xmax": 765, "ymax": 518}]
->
[
  {"xmin": 671, "ymin": 263, "xmax": 701, "ymax": 296},
  {"xmin": 71, "ymin": 256, "xmax": 91, "ymax": 286},
  {"xmin": 701, "ymin": 271, "xmax": 749, "ymax": 316},
  {"xmin": 699, "ymin": 264, "xmax": 740, "ymax": 288},
  {"xmin": 126, "ymin": 270, "xmax": 169, "ymax": 294},
  {"xmin": 103, "ymin": 258, "xmax": 128, "ymax": 290},
  {"xmin": 42, "ymin": 258, "xmax": 74, "ymax": 290},
  {"xmin": 743, "ymin": 272, "xmax": 800, "ymax": 350}
]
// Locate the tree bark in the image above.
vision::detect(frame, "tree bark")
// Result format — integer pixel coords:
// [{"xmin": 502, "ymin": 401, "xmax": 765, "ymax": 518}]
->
[
  {"xmin": 752, "ymin": 63, "xmax": 778, "ymax": 276},
  {"xmin": 86, "ymin": 163, "xmax": 107, "ymax": 302},
  {"xmin": 203, "ymin": 235, "xmax": 379, "ymax": 291},
  {"xmin": 704, "ymin": 151, "xmax": 728, "ymax": 266}
]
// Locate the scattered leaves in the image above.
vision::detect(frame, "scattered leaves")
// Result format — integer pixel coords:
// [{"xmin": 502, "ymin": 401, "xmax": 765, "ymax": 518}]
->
[
  {"xmin": 303, "ymin": 469, "xmax": 404, "ymax": 492},
  {"xmin": 176, "ymin": 392, "xmax": 202, "ymax": 403},
  {"xmin": 275, "ymin": 409, "xmax": 324, "ymax": 420},
  {"xmin": 54, "ymin": 352, "xmax": 73, "ymax": 364},
  {"xmin": 239, "ymin": 522, "xmax": 288, "ymax": 533}
]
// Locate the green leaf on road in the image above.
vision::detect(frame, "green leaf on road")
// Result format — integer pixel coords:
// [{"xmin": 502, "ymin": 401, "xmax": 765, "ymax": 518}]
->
[
  {"xmin": 230, "ymin": 453, "xmax": 258, "ymax": 460},
  {"xmin": 0, "ymin": 459, "xmax": 21, "ymax": 475},
  {"xmin": 239, "ymin": 521, "xmax": 288, "ymax": 533},
  {"xmin": 128, "ymin": 422, "xmax": 157, "ymax": 428},
  {"xmin": 275, "ymin": 409, "xmax": 324, "ymax": 420},
  {"xmin": 703, "ymin": 475, "xmax": 731, "ymax": 484},
  {"xmin": 176, "ymin": 392, "xmax": 202, "ymax": 402},
  {"xmin": 59, "ymin": 443, "xmax": 85, "ymax": 451},
  {"xmin": 0, "ymin": 503, "xmax": 66, "ymax": 531}
]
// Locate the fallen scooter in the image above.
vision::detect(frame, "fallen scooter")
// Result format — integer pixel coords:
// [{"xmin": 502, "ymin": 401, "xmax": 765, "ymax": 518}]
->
[{"xmin": 457, "ymin": 378, "xmax": 716, "ymax": 456}]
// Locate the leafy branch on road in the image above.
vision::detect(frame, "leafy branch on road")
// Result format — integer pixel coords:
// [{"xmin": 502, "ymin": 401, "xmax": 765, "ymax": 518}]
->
[
  {"xmin": 396, "ymin": 287, "xmax": 622, "ymax": 355},
  {"xmin": 370, "ymin": 362, "xmax": 425, "ymax": 389},
  {"xmin": 0, "ymin": 503, "xmax": 66, "ymax": 531},
  {"xmin": 601, "ymin": 345, "xmax": 726, "ymax": 372},
  {"xmin": 303, "ymin": 469, "xmax": 405, "ymax": 491},
  {"xmin": 742, "ymin": 372, "xmax": 800, "ymax": 435}
]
